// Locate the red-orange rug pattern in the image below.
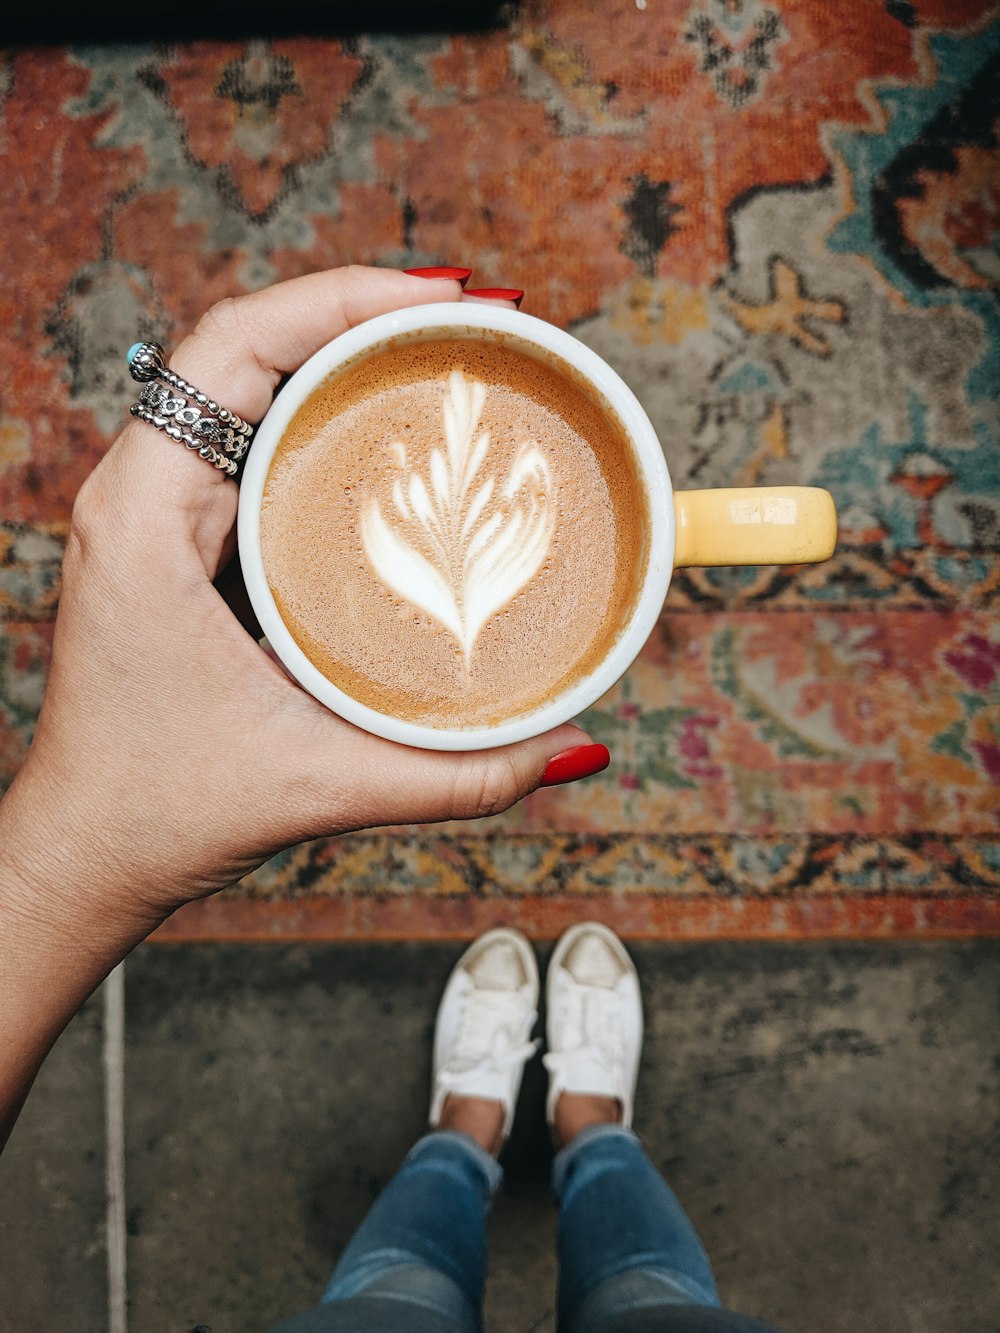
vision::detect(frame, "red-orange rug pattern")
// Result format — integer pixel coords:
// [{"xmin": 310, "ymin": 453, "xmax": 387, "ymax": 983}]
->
[{"xmin": 2, "ymin": 1, "xmax": 998, "ymax": 940}]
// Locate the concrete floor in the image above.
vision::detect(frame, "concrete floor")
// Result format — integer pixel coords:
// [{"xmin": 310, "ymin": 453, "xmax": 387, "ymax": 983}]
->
[{"xmin": 1, "ymin": 941, "xmax": 998, "ymax": 1333}]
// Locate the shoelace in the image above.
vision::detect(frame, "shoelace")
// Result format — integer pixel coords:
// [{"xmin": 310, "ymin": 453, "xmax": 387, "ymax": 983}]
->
[
  {"xmin": 437, "ymin": 985, "xmax": 539, "ymax": 1095},
  {"xmin": 542, "ymin": 981, "xmax": 625, "ymax": 1095}
]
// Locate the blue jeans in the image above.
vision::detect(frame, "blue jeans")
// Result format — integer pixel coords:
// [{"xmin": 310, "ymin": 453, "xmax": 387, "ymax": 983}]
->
[{"xmin": 273, "ymin": 1126, "xmax": 778, "ymax": 1332}]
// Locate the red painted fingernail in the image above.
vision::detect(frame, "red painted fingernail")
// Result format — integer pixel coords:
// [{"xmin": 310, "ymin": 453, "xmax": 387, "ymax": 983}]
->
[
  {"xmin": 464, "ymin": 287, "xmax": 524, "ymax": 308},
  {"xmin": 539, "ymin": 744, "xmax": 610, "ymax": 788},
  {"xmin": 404, "ymin": 266, "xmax": 473, "ymax": 287}
]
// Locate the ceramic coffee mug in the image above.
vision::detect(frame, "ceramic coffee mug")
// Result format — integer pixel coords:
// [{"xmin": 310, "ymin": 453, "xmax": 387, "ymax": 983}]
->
[{"xmin": 238, "ymin": 303, "xmax": 836, "ymax": 750}]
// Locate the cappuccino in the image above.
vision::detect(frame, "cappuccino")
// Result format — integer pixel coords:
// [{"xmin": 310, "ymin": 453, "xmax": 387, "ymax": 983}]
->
[{"xmin": 261, "ymin": 336, "xmax": 649, "ymax": 728}]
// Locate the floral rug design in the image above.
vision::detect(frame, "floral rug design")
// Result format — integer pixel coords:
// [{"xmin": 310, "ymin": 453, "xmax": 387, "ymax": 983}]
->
[{"xmin": 2, "ymin": 0, "xmax": 998, "ymax": 939}]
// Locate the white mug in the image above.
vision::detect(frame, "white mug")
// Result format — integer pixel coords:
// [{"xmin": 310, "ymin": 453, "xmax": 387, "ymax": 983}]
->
[{"xmin": 238, "ymin": 302, "xmax": 835, "ymax": 751}]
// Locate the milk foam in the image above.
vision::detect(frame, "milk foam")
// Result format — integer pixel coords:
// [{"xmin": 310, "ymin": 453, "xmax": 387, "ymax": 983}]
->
[
  {"xmin": 360, "ymin": 370, "xmax": 555, "ymax": 667},
  {"xmin": 261, "ymin": 337, "xmax": 649, "ymax": 729}
]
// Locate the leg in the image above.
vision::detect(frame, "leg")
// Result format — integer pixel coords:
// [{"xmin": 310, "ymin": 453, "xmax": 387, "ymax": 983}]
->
[
  {"xmin": 544, "ymin": 925, "xmax": 774, "ymax": 1333},
  {"xmin": 271, "ymin": 929, "xmax": 540, "ymax": 1333},
  {"xmin": 319, "ymin": 1128, "xmax": 501, "ymax": 1330},
  {"xmin": 553, "ymin": 1123, "xmax": 720, "ymax": 1330}
]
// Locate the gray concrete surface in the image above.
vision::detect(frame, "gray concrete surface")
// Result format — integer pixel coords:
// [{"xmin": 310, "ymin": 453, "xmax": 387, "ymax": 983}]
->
[
  {"xmin": 2, "ymin": 942, "xmax": 998, "ymax": 1333},
  {"xmin": 0, "ymin": 988, "xmax": 106, "ymax": 1330}
]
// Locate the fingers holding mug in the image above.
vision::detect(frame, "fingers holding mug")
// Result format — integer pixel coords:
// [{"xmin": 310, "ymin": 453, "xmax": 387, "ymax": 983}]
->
[
  {"xmin": 309, "ymin": 722, "xmax": 607, "ymax": 833},
  {"xmin": 119, "ymin": 266, "xmax": 469, "ymax": 508},
  {"xmin": 171, "ymin": 265, "xmax": 469, "ymax": 425},
  {"xmin": 404, "ymin": 266, "xmax": 524, "ymax": 310},
  {"xmin": 114, "ymin": 266, "xmax": 471, "ymax": 574},
  {"xmin": 463, "ymin": 286, "xmax": 525, "ymax": 309}
]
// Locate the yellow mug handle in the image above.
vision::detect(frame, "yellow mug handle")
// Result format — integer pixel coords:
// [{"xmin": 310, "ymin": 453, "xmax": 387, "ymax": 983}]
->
[{"xmin": 673, "ymin": 486, "xmax": 837, "ymax": 568}]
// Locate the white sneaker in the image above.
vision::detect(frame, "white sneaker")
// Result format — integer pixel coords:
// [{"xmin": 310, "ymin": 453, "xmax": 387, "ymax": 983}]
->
[
  {"xmin": 543, "ymin": 922, "xmax": 643, "ymax": 1129},
  {"xmin": 429, "ymin": 928, "xmax": 540, "ymax": 1140}
]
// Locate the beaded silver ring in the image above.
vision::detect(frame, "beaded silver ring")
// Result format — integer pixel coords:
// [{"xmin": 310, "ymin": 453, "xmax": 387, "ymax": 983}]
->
[{"xmin": 126, "ymin": 341, "xmax": 255, "ymax": 477}]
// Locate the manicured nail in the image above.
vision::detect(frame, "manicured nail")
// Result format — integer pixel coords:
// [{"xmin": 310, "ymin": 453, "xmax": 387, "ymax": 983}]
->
[
  {"xmin": 464, "ymin": 287, "xmax": 524, "ymax": 308},
  {"xmin": 540, "ymin": 743, "xmax": 610, "ymax": 788},
  {"xmin": 405, "ymin": 266, "xmax": 473, "ymax": 287}
]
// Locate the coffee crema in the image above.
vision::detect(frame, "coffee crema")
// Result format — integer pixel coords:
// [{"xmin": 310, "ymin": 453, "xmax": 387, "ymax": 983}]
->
[{"xmin": 261, "ymin": 336, "xmax": 649, "ymax": 728}]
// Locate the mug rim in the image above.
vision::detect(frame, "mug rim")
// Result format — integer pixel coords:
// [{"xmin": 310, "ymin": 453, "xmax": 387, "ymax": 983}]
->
[{"xmin": 237, "ymin": 302, "xmax": 675, "ymax": 751}]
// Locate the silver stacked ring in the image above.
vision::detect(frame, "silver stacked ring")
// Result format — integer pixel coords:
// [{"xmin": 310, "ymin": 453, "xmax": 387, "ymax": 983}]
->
[{"xmin": 126, "ymin": 341, "xmax": 256, "ymax": 477}]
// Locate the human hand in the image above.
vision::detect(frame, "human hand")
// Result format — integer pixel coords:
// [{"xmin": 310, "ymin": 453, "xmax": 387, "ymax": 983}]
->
[{"xmin": 0, "ymin": 266, "xmax": 605, "ymax": 932}]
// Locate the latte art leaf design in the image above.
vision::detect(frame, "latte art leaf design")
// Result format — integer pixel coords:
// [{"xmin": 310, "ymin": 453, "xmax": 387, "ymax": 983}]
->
[{"xmin": 360, "ymin": 370, "xmax": 556, "ymax": 667}]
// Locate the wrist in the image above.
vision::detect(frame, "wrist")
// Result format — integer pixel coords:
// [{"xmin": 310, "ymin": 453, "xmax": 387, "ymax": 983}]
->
[
  {"xmin": 0, "ymin": 768, "xmax": 164, "ymax": 1150},
  {"xmin": 0, "ymin": 758, "xmax": 165, "ymax": 953}
]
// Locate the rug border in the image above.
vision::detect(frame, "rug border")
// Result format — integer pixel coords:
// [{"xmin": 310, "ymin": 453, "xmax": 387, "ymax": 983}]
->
[{"xmin": 153, "ymin": 892, "xmax": 1000, "ymax": 942}]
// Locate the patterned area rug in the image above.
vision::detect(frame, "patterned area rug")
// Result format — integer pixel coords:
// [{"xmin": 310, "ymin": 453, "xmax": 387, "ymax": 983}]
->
[{"xmin": 2, "ymin": 2, "xmax": 998, "ymax": 940}]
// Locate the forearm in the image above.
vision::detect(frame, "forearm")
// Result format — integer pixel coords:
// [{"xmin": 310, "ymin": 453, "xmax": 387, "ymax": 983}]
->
[{"xmin": 0, "ymin": 767, "xmax": 161, "ymax": 1148}]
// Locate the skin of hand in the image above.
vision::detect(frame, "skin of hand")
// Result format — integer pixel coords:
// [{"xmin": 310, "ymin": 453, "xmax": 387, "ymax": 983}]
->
[{"xmin": 0, "ymin": 265, "xmax": 592, "ymax": 1144}]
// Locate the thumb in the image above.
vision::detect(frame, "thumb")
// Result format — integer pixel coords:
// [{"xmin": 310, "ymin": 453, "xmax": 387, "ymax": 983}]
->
[{"xmin": 316, "ymin": 721, "xmax": 609, "ymax": 831}]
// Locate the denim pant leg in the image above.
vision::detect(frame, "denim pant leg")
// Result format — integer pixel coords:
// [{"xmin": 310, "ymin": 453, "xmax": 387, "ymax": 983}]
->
[
  {"xmin": 553, "ymin": 1124, "xmax": 721, "ymax": 1333},
  {"xmin": 317, "ymin": 1130, "xmax": 502, "ymax": 1333}
]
